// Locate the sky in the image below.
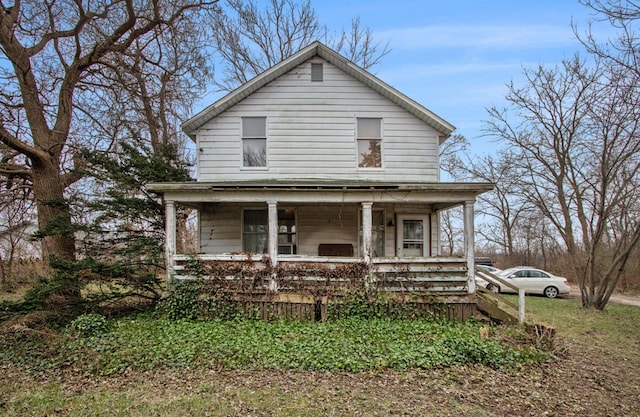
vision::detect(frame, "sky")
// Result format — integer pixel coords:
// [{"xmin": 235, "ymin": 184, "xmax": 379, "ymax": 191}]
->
[{"xmin": 307, "ymin": 0, "xmax": 610, "ymax": 154}]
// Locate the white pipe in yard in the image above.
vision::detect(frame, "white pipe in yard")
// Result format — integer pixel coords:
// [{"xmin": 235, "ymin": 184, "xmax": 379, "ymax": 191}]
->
[{"xmin": 518, "ymin": 289, "xmax": 526, "ymax": 324}]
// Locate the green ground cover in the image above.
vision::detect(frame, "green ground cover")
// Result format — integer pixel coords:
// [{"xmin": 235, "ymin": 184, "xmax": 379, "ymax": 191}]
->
[
  {"xmin": 1, "ymin": 315, "xmax": 545, "ymax": 376},
  {"xmin": 1, "ymin": 296, "xmax": 638, "ymax": 416}
]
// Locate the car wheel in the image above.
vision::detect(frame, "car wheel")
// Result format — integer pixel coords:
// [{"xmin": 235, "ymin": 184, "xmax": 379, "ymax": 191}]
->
[
  {"xmin": 544, "ymin": 286, "xmax": 559, "ymax": 298},
  {"xmin": 487, "ymin": 284, "xmax": 499, "ymax": 293}
]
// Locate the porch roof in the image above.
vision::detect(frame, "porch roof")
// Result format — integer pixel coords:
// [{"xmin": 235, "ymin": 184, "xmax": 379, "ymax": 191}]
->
[{"xmin": 147, "ymin": 180, "xmax": 493, "ymax": 209}]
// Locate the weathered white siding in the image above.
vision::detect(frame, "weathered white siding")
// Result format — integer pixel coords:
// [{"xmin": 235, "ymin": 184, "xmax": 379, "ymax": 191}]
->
[
  {"xmin": 199, "ymin": 202, "xmax": 436, "ymax": 257},
  {"xmin": 199, "ymin": 204, "xmax": 243, "ymax": 253},
  {"xmin": 199, "ymin": 203, "xmax": 361, "ymax": 256},
  {"xmin": 195, "ymin": 58, "xmax": 441, "ymax": 183},
  {"xmin": 296, "ymin": 205, "xmax": 359, "ymax": 255}
]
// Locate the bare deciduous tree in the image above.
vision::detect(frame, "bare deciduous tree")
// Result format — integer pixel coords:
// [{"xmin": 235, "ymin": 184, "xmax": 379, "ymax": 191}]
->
[
  {"xmin": 78, "ymin": 20, "xmax": 212, "ymax": 157},
  {"xmin": 209, "ymin": 0, "xmax": 391, "ymax": 92},
  {"xmin": 576, "ymin": 0, "xmax": 640, "ymax": 78},
  {"xmin": 445, "ymin": 148, "xmax": 532, "ymax": 258},
  {"xmin": 440, "ymin": 207, "xmax": 463, "ymax": 256},
  {"xmin": 0, "ymin": 159, "xmax": 37, "ymax": 288},
  {"xmin": 0, "ymin": 0, "xmax": 218, "ymax": 263},
  {"xmin": 439, "ymin": 134, "xmax": 469, "ymax": 177},
  {"xmin": 485, "ymin": 55, "xmax": 640, "ymax": 309}
]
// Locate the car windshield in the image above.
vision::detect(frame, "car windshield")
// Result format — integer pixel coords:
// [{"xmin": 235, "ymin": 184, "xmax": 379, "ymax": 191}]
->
[{"xmin": 497, "ymin": 268, "xmax": 518, "ymax": 277}]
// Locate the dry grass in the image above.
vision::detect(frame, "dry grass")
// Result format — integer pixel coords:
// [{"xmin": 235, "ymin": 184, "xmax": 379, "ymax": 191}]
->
[{"xmin": 0, "ymin": 259, "xmax": 47, "ymax": 301}]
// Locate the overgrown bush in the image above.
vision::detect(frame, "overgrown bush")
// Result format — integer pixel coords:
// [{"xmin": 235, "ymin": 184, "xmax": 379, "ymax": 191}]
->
[
  {"xmin": 0, "ymin": 269, "xmax": 82, "ymax": 326},
  {"xmin": 157, "ymin": 281, "xmax": 261, "ymax": 321},
  {"xmin": 69, "ymin": 313, "xmax": 109, "ymax": 336},
  {"xmin": 157, "ymin": 281, "xmax": 201, "ymax": 320},
  {"xmin": 327, "ymin": 291, "xmax": 442, "ymax": 321},
  {"xmin": 157, "ymin": 284, "xmax": 451, "ymax": 322},
  {"xmin": 0, "ymin": 254, "xmax": 162, "ymax": 325}
]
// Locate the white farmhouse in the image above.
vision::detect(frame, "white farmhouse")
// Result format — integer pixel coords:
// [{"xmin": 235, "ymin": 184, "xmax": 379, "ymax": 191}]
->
[{"xmin": 149, "ymin": 41, "xmax": 493, "ymax": 320}]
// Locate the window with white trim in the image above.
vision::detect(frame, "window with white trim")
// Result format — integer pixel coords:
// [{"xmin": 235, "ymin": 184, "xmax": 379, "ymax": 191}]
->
[
  {"xmin": 242, "ymin": 209, "xmax": 297, "ymax": 254},
  {"xmin": 357, "ymin": 118, "xmax": 382, "ymax": 168},
  {"xmin": 242, "ymin": 209, "xmax": 268, "ymax": 254},
  {"xmin": 242, "ymin": 117, "xmax": 266, "ymax": 167},
  {"xmin": 277, "ymin": 208, "xmax": 297, "ymax": 255}
]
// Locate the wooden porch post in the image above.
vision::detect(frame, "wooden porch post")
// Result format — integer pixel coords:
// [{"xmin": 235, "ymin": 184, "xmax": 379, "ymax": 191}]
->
[
  {"xmin": 463, "ymin": 200, "xmax": 476, "ymax": 293},
  {"xmin": 361, "ymin": 202, "xmax": 373, "ymax": 264},
  {"xmin": 165, "ymin": 199, "xmax": 176, "ymax": 281},
  {"xmin": 267, "ymin": 201, "xmax": 279, "ymax": 292},
  {"xmin": 267, "ymin": 201, "xmax": 278, "ymax": 266}
]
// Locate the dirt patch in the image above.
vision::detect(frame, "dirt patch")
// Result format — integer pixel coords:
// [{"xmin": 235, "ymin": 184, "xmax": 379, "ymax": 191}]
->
[
  {"xmin": 605, "ymin": 293, "xmax": 640, "ymax": 307},
  {"xmin": 568, "ymin": 287, "xmax": 640, "ymax": 307}
]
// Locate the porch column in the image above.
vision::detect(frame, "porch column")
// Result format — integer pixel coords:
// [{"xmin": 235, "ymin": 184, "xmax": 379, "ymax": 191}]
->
[
  {"xmin": 463, "ymin": 200, "xmax": 476, "ymax": 293},
  {"xmin": 165, "ymin": 199, "xmax": 176, "ymax": 281},
  {"xmin": 361, "ymin": 202, "xmax": 373, "ymax": 264},
  {"xmin": 267, "ymin": 201, "xmax": 278, "ymax": 266}
]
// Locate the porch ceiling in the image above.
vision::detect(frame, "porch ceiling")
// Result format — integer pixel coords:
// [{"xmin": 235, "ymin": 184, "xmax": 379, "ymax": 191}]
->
[{"xmin": 147, "ymin": 180, "xmax": 493, "ymax": 207}]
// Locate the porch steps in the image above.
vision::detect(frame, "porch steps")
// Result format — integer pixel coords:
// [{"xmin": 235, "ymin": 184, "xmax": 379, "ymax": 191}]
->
[{"xmin": 476, "ymin": 291, "xmax": 518, "ymax": 324}]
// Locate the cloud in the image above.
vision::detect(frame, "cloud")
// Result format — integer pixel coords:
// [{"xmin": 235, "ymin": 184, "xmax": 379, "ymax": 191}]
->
[
  {"xmin": 379, "ymin": 61, "xmax": 525, "ymax": 79},
  {"xmin": 377, "ymin": 24, "xmax": 578, "ymax": 50}
]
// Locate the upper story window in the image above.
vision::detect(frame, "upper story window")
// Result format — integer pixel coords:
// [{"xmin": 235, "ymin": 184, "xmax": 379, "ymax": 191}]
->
[
  {"xmin": 311, "ymin": 63, "xmax": 323, "ymax": 82},
  {"xmin": 242, "ymin": 117, "xmax": 267, "ymax": 167},
  {"xmin": 357, "ymin": 118, "xmax": 382, "ymax": 168}
]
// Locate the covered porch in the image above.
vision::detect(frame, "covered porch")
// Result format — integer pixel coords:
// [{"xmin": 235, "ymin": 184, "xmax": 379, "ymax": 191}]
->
[{"xmin": 148, "ymin": 181, "xmax": 493, "ymax": 320}]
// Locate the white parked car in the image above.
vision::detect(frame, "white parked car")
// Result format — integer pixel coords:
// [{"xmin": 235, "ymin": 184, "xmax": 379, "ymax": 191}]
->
[
  {"xmin": 474, "ymin": 265, "xmax": 502, "ymax": 289},
  {"xmin": 489, "ymin": 266, "xmax": 571, "ymax": 298},
  {"xmin": 477, "ymin": 265, "xmax": 501, "ymax": 274}
]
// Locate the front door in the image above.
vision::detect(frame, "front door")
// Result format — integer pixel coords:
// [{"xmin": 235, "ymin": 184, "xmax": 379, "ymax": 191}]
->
[{"xmin": 396, "ymin": 215, "xmax": 430, "ymax": 257}]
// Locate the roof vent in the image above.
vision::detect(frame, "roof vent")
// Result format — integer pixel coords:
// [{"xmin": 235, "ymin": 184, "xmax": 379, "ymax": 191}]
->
[{"xmin": 311, "ymin": 63, "xmax": 323, "ymax": 82}]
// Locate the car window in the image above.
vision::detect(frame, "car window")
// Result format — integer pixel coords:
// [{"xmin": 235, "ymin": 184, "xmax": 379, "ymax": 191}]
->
[{"xmin": 500, "ymin": 268, "xmax": 517, "ymax": 277}]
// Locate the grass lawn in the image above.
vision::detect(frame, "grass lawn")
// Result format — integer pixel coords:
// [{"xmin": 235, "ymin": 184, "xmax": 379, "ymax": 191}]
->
[
  {"xmin": 523, "ymin": 295, "xmax": 640, "ymax": 358},
  {"xmin": 0, "ymin": 296, "xmax": 639, "ymax": 416}
]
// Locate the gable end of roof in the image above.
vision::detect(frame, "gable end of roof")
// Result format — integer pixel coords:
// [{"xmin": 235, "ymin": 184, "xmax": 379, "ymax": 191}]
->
[{"xmin": 182, "ymin": 42, "xmax": 455, "ymax": 138}]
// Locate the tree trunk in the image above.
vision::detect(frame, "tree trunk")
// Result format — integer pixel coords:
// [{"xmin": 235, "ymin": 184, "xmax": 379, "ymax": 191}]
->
[
  {"xmin": 31, "ymin": 157, "xmax": 82, "ymax": 306},
  {"xmin": 31, "ymin": 158, "xmax": 76, "ymax": 262},
  {"xmin": 0, "ymin": 252, "xmax": 6, "ymax": 290}
]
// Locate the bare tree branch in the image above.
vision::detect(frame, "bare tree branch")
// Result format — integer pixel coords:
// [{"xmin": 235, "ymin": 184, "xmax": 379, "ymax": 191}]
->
[
  {"xmin": 0, "ymin": 161, "xmax": 31, "ymax": 179},
  {"xmin": 0, "ymin": 124, "xmax": 43, "ymax": 161},
  {"xmin": 484, "ymin": 52, "xmax": 640, "ymax": 309},
  {"xmin": 0, "ymin": 0, "xmax": 218, "ymax": 262},
  {"xmin": 210, "ymin": 0, "xmax": 390, "ymax": 92}
]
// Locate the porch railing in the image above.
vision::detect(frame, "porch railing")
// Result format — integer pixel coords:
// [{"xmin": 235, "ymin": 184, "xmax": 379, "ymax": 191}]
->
[
  {"xmin": 475, "ymin": 268, "xmax": 525, "ymax": 324},
  {"xmin": 171, "ymin": 254, "xmax": 471, "ymax": 295}
]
